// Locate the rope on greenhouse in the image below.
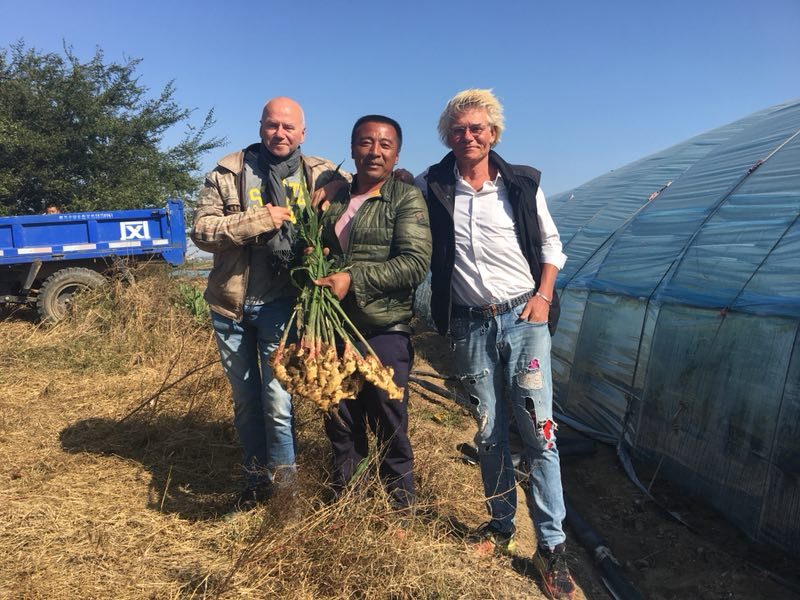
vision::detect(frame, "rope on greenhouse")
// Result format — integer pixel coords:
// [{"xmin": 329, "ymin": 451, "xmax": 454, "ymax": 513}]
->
[
  {"xmin": 557, "ymin": 178, "xmax": 674, "ymax": 291},
  {"xmin": 657, "ymin": 127, "xmax": 800, "ymax": 301},
  {"xmin": 724, "ymin": 209, "xmax": 800, "ymax": 316},
  {"xmin": 664, "ymin": 124, "xmax": 800, "ymax": 320}
]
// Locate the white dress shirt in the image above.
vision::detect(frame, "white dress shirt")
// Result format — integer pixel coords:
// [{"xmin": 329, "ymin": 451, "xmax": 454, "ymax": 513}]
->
[{"xmin": 450, "ymin": 169, "xmax": 567, "ymax": 307}]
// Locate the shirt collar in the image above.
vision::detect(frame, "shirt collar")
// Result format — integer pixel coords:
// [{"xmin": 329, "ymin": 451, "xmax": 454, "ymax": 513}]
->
[{"xmin": 453, "ymin": 164, "xmax": 504, "ymax": 191}]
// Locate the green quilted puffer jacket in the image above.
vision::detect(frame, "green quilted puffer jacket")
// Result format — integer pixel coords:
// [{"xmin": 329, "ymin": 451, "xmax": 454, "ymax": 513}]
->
[{"xmin": 320, "ymin": 176, "xmax": 432, "ymax": 334}]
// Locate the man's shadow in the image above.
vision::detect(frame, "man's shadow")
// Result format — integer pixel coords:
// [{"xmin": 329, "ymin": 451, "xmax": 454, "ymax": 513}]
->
[{"xmin": 59, "ymin": 413, "xmax": 242, "ymax": 520}]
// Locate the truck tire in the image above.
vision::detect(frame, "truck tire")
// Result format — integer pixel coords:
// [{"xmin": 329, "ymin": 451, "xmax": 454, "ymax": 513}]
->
[{"xmin": 37, "ymin": 267, "xmax": 108, "ymax": 324}]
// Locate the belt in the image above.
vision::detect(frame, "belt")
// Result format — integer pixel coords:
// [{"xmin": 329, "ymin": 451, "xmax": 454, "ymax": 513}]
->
[
  {"xmin": 451, "ymin": 290, "xmax": 535, "ymax": 320},
  {"xmin": 361, "ymin": 322, "xmax": 415, "ymax": 338}
]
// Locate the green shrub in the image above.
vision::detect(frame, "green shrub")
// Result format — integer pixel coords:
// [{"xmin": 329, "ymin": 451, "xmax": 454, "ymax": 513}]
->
[{"xmin": 175, "ymin": 283, "xmax": 210, "ymax": 325}]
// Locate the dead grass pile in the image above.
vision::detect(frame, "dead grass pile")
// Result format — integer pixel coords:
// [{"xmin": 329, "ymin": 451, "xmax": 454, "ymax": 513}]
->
[
  {"xmin": 0, "ymin": 268, "xmax": 554, "ymax": 599},
  {"xmin": 0, "ymin": 264, "xmax": 216, "ymax": 377}
]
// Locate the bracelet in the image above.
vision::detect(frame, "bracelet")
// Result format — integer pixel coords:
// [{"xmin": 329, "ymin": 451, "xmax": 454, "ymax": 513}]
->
[{"xmin": 535, "ymin": 291, "xmax": 552, "ymax": 305}]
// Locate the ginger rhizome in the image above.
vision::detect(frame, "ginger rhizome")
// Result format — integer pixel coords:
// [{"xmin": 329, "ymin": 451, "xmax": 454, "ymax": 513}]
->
[{"xmin": 269, "ymin": 180, "xmax": 403, "ymax": 415}]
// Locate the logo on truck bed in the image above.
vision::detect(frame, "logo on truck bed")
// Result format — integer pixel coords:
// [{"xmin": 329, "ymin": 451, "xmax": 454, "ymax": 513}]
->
[{"xmin": 120, "ymin": 221, "xmax": 151, "ymax": 240}]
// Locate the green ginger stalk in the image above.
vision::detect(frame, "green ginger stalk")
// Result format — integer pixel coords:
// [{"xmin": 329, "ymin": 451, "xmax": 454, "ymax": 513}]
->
[{"xmin": 270, "ymin": 177, "xmax": 403, "ymax": 415}]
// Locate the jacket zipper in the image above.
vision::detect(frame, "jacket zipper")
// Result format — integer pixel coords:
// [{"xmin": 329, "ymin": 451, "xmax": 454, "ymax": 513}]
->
[
  {"xmin": 236, "ymin": 156, "xmax": 248, "ymax": 321},
  {"xmin": 343, "ymin": 189, "xmax": 380, "ymax": 264}
]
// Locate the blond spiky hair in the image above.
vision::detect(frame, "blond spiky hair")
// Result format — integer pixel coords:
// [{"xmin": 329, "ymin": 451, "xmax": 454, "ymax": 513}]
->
[{"xmin": 437, "ymin": 88, "xmax": 504, "ymax": 148}]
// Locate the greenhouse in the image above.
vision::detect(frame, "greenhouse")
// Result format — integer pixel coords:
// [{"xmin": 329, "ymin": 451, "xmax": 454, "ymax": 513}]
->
[{"xmin": 546, "ymin": 99, "xmax": 799, "ymax": 557}]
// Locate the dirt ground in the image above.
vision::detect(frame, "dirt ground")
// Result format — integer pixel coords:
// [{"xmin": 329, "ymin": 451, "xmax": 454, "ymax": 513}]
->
[
  {"xmin": 411, "ymin": 326, "xmax": 800, "ymax": 600},
  {"xmin": 1, "ymin": 289, "xmax": 798, "ymax": 599}
]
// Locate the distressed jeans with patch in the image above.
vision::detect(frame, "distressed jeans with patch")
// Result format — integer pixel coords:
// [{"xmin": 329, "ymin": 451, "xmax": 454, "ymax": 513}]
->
[
  {"xmin": 211, "ymin": 298, "xmax": 296, "ymax": 489},
  {"xmin": 450, "ymin": 303, "xmax": 567, "ymax": 549}
]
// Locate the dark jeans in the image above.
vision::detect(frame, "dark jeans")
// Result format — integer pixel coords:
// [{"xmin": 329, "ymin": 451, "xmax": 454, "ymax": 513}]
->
[{"xmin": 324, "ymin": 332, "xmax": 415, "ymax": 507}]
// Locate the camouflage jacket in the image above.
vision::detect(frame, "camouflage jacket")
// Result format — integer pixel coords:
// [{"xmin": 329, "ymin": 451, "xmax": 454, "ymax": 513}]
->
[{"xmin": 191, "ymin": 146, "xmax": 344, "ymax": 321}]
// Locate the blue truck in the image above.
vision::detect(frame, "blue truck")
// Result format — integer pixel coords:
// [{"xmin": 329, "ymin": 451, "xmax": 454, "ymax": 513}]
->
[{"xmin": 0, "ymin": 199, "xmax": 186, "ymax": 322}]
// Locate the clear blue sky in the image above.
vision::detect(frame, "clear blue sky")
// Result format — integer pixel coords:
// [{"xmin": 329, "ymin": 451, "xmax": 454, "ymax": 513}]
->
[{"xmin": 2, "ymin": 0, "xmax": 798, "ymax": 195}]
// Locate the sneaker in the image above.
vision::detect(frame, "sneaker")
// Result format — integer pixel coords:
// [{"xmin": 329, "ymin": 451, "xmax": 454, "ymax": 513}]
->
[
  {"xmin": 467, "ymin": 521, "xmax": 518, "ymax": 556},
  {"xmin": 532, "ymin": 544, "xmax": 577, "ymax": 600}
]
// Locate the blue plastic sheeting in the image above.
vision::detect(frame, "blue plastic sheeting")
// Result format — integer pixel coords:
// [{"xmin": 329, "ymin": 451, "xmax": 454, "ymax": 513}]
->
[
  {"xmin": 628, "ymin": 307, "xmax": 799, "ymax": 554},
  {"xmin": 413, "ymin": 98, "xmax": 800, "ymax": 557},
  {"xmin": 545, "ymin": 99, "xmax": 800, "ymax": 557}
]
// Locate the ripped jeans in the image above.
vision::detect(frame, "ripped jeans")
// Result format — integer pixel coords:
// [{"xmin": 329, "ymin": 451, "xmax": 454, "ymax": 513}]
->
[{"xmin": 450, "ymin": 303, "xmax": 566, "ymax": 550}]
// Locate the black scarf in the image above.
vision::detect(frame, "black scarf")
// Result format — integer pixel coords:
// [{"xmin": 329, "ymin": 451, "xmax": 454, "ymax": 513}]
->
[{"xmin": 257, "ymin": 144, "xmax": 302, "ymax": 268}]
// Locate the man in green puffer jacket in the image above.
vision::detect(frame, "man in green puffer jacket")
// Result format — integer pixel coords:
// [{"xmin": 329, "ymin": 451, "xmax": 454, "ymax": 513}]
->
[{"xmin": 314, "ymin": 115, "xmax": 431, "ymax": 507}]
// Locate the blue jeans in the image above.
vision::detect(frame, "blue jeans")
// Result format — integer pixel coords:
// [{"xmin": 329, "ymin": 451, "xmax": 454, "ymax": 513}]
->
[
  {"xmin": 449, "ymin": 303, "xmax": 567, "ymax": 550},
  {"xmin": 211, "ymin": 298, "xmax": 296, "ymax": 489}
]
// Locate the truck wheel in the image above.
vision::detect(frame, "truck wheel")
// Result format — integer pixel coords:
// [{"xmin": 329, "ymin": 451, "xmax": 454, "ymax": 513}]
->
[{"xmin": 37, "ymin": 268, "xmax": 108, "ymax": 324}]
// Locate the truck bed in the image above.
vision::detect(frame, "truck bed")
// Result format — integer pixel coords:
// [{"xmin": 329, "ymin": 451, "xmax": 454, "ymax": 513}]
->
[{"xmin": 0, "ymin": 199, "xmax": 186, "ymax": 267}]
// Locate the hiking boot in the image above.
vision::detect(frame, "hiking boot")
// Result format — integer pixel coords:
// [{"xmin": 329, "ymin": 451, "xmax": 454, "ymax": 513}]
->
[
  {"xmin": 467, "ymin": 521, "xmax": 517, "ymax": 556},
  {"xmin": 533, "ymin": 543, "xmax": 577, "ymax": 600}
]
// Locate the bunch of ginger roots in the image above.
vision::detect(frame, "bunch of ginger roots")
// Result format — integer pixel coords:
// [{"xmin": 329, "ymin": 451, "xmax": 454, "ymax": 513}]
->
[{"xmin": 269, "ymin": 183, "xmax": 403, "ymax": 415}]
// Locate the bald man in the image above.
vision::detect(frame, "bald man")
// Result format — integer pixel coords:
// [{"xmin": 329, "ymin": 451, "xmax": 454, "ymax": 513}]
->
[{"xmin": 192, "ymin": 97, "xmax": 346, "ymax": 510}]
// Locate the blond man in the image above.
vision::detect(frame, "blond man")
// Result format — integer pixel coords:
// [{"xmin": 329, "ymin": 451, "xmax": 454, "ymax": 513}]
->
[{"xmin": 416, "ymin": 89, "xmax": 575, "ymax": 600}]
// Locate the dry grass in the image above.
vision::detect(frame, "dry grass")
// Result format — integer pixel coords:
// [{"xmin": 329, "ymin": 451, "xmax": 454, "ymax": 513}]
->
[{"xmin": 0, "ymin": 268, "xmax": 560, "ymax": 599}]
